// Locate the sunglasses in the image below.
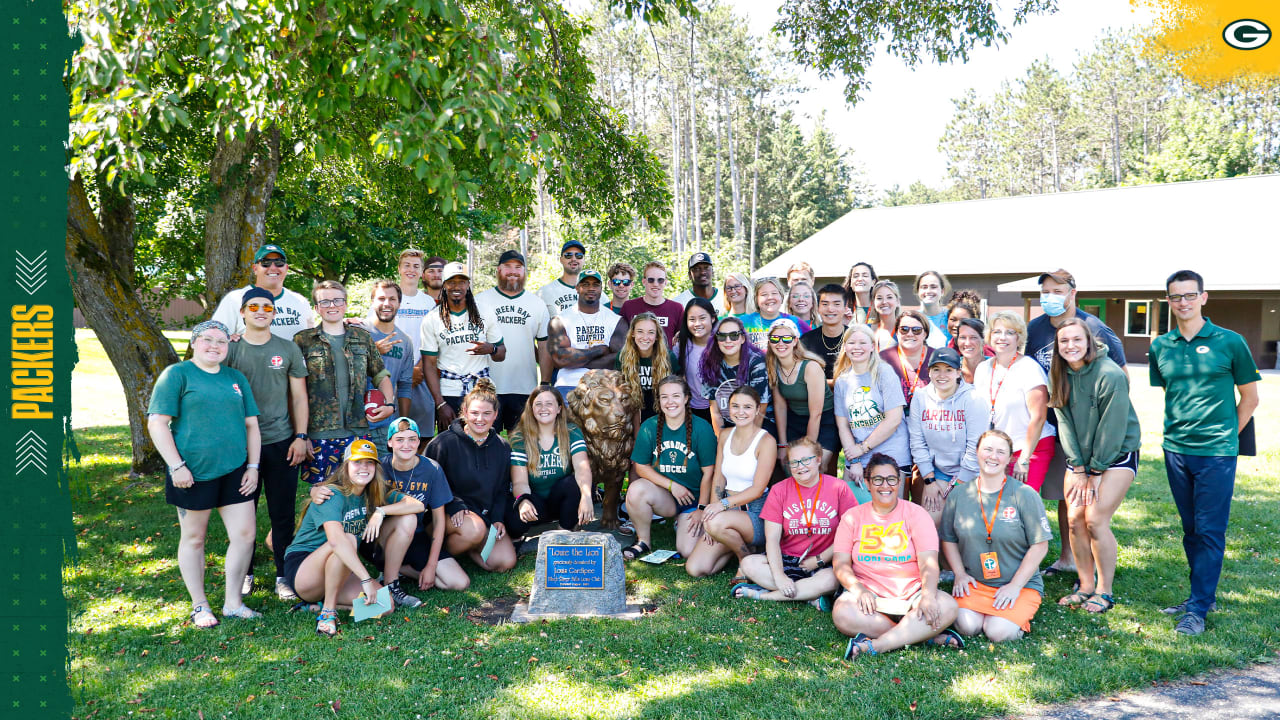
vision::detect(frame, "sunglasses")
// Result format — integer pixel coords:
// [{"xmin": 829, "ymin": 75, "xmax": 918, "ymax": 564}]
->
[
  {"xmin": 788, "ymin": 455, "xmax": 818, "ymax": 469},
  {"xmin": 316, "ymin": 297, "xmax": 347, "ymax": 308},
  {"xmin": 258, "ymin": 259, "xmax": 286, "ymax": 268},
  {"xmin": 898, "ymin": 326, "xmax": 925, "ymax": 336},
  {"xmin": 768, "ymin": 334, "xmax": 796, "ymax": 344},
  {"xmin": 243, "ymin": 303, "xmax": 275, "ymax": 312},
  {"xmin": 611, "ymin": 278, "xmax": 633, "ymax": 286},
  {"xmin": 715, "ymin": 330, "xmax": 743, "ymax": 342},
  {"xmin": 644, "ymin": 277, "xmax": 668, "ymax": 285},
  {"xmin": 562, "ymin": 252, "xmax": 585, "ymax": 259},
  {"xmin": 868, "ymin": 475, "xmax": 901, "ymax": 486}
]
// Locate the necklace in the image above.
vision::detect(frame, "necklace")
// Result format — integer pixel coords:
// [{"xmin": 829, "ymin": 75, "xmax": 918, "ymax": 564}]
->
[
  {"xmin": 820, "ymin": 331, "xmax": 842, "ymax": 353},
  {"xmin": 390, "ymin": 456, "xmax": 418, "ymax": 488},
  {"xmin": 778, "ymin": 358, "xmax": 801, "ymax": 384}
]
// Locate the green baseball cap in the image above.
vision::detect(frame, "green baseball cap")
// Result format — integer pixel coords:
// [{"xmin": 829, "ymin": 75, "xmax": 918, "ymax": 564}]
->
[
  {"xmin": 253, "ymin": 244, "xmax": 287, "ymax": 263},
  {"xmin": 576, "ymin": 269, "xmax": 604, "ymax": 286}
]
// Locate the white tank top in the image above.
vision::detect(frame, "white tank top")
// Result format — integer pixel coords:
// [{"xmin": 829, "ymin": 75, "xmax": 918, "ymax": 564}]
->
[{"xmin": 721, "ymin": 426, "xmax": 767, "ymax": 493}]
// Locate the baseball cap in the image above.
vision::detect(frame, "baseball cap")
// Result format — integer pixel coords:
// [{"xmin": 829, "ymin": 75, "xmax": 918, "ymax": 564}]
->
[
  {"xmin": 929, "ymin": 347, "xmax": 963, "ymax": 370},
  {"xmin": 561, "ymin": 240, "xmax": 586, "ymax": 254},
  {"xmin": 344, "ymin": 438, "xmax": 380, "ymax": 463},
  {"xmin": 576, "ymin": 269, "xmax": 604, "ymax": 286},
  {"xmin": 498, "ymin": 249, "xmax": 526, "ymax": 266},
  {"xmin": 386, "ymin": 417, "xmax": 421, "ymax": 445},
  {"xmin": 253, "ymin": 244, "xmax": 287, "ymax": 263},
  {"xmin": 1037, "ymin": 268, "xmax": 1076, "ymax": 288},
  {"xmin": 442, "ymin": 261, "xmax": 469, "ymax": 282},
  {"xmin": 767, "ymin": 317, "xmax": 801, "ymax": 338},
  {"xmin": 688, "ymin": 252, "xmax": 713, "ymax": 269},
  {"xmin": 240, "ymin": 287, "xmax": 275, "ymax": 308}
]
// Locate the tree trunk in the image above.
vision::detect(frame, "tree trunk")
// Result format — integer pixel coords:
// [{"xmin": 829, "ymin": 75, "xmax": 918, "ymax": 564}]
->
[
  {"xmin": 670, "ymin": 84, "xmax": 681, "ymax": 250},
  {"xmin": 202, "ymin": 126, "xmax": 282, "ymax": 312},
  {"xmin": 688, "ymin": 20, "xmax": 702, "ymax": 251},
  {"xmin": 726, "ymin": 92, "xmax": 742, "ymax": 245},
  {"xmin": 749, "ymin": 118, "xmax": 760, "ymax": 273},
  {"xmin": 66, "ymin": 175, "xmax": 180, "ymax": 474},
  {"xmin": 714, "ymin": 86, "xmax": 723, "ymax": 249}
]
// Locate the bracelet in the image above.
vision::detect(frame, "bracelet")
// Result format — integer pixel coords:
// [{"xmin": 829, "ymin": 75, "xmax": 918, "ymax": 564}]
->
[
  {"xmin": 168, "ymin": 461, "xmax": 187, "ymax": 473},
  {"xmin": 720, "ymin": 497, "xmax": 730, "ymax": 511},
  {"xmin": 360, "ymin": 578, "xmax": 374, "ymax": 585},
  {"xmin": 436, "ymin": 401, "xmax": 449, "ymax": 410}
]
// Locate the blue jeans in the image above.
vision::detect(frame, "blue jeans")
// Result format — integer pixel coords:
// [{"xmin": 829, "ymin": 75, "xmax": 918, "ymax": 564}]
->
[{"xmin": 1164, "ymin": 451, "xmax": 1238, "ymax": 618}]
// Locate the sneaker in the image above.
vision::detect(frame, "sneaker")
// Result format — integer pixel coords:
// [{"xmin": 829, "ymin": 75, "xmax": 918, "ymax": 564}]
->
[
  {"xmin": 938, "ymin": 569, "xmax": 955, "ymax": 583},
  {"xmin": 386, "ymin": 579, "xmax": 422, "ymax": 609},
  {"xmin": 241, "ymin": 573, "xmax": 255, "ymax": 597},
  {"xmin": 1161, "ymin": 599, "xmax": 1217, "ymax": 616},
  {"xmin": 275, "ymin": 577, "xmax": 299, "ymax": 601},
  {"xmin": 1175, "ymin": 612, "xmax": 1206, "ymax": 636}
]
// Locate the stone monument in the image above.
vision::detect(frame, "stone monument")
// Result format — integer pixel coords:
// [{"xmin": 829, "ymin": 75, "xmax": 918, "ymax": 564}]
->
[{"xmin": 510, "ymin": 530, "xmax": 643, "ymax": 621}]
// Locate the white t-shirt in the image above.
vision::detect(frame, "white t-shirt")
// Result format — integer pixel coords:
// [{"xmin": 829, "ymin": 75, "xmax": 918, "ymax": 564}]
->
[
  {"xmin": 972, "ymin": 355, "xmax": 1056, "ymax": 453},
  {"xmin": 538, "ymin": 279, "xmax": 579, "ymax": 317},
  {"xmin": 419, "ymin": 308, "xmax": 504, "ymax": 397},
  {"xmin": 211, "ymin": 285, "xmax": 313, "ymax": 340},
  {"xmin": 476, "ymin": 288, "xmax": 550, "ymax": 396},
  {"xmin": 554, "ymin": 306, "xmax": 622, "ymax": 389},
  {"xmin": 673, "ymin": 287, "xmax": 726, "ymax": 316}
]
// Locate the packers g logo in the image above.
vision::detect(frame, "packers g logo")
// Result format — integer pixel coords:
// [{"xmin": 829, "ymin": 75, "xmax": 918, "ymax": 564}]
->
[{"xmin": 1223, "ymin": 19, "xmax": 1271, "ymax": 50}]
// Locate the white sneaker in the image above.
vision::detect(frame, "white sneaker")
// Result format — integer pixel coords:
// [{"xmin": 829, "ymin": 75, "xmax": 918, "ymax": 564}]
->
[
  {"xmin": 386, "ymin": 579, "xmax": 422, "ymax": 609},
  {"xmin": 240, "ymin": 573, "xmax": 255, "ymax": 597},
  {"xmin": 275, "ymin": 577, "xmax": 299, "ymax": 601}
]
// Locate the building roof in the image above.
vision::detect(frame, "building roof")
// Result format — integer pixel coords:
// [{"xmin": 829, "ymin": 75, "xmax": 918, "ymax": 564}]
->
[{"xmin": 755, "ymin": 174, "xmax": 1280, "ymax": 292}]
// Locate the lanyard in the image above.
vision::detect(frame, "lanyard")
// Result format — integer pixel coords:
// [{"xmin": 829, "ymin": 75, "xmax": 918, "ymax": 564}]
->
[
  {"xmin": 794, "ymin": 475, "xmax": 825, "ymax": 530},
  {"xmin": 897, "ymin": 346, "xmax": 925, "ymax": 403},
  {"xmin": 987, "ymin": 353, "xmax": 1020, "ymax": 418},
  {"xmin": 978, "ymin": 479, "xmax": 1007, "ymax": 545}
]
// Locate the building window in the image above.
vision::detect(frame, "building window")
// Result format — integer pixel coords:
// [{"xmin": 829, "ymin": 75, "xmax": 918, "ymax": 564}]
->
[
  {"xmin": 1156, "ymin": 300, "xmax": 1171, "ymax": 335},
  {"xmin": 1125, "ymin": 300, "xmax": 1151, "ymax": 337}
]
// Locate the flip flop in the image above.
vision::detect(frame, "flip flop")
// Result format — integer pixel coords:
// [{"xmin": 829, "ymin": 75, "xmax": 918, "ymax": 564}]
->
[
  {"xmin": 926, "ymin": 628, "xmax": 966, "ymax": 650},
  {"xmin": 730, "ymin": 582, "xmax": 765, "ymax": 600},
  {"xmin": 621, "ymin": 541, "xmax": 651, "ymax": 561},
  {"xmin": 189, "ymin": 604, "xmax": 219, "ymax": 629},
  {"xmin": 843, "ymin": 633, "xmax": 877, "ymax": 660}
]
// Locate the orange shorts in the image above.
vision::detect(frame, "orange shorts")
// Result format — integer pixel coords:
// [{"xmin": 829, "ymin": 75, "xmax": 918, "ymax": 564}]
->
[{"xmin": 955, "ymin": 581, "xmax": 1042, "ymax": 632}]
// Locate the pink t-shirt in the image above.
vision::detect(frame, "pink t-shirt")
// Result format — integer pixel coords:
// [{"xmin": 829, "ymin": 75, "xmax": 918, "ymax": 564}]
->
[
  {"xmin": 832, "ymin": 500, "xmax": 938, "ymax": 601},
  {"xmin": 760, "ymin": 475, "xmax": 860, "ymax": 557}
]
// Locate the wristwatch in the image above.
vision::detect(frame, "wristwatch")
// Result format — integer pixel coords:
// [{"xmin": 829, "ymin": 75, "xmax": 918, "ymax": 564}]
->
[
  {"xmin": 697, "ymin": 503, "xmax": 707, "ymax": 511},
  {"xmin": 295, "ymin": 432, "xmax": 309, "ymax": 441},
  {"xmin": 922, "ymin": 476, "xmax": 937, "ymax": 485}
]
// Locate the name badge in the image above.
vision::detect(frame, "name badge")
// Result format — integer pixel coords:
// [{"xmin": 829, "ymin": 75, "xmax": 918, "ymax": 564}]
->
[{"xmin": 980, "ymin": 551, "xmax": 1001, "ymax": 580}]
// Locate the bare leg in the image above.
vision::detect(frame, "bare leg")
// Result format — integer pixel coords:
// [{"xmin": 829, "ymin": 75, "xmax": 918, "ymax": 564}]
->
[
  {"xmin": 1085, "ymin": 468, "xmax": 1134, "ymax": 598},
  {"xmin": 378, "ymin": 514, "xmax": 417, "ymax": 581},
  {"xmin": 1066, "ymin": 500, "xmax": 1096, "ymax": 594},
  {"xmin": 953, "ymin": 608, "xmax": 985, "ymax": 636},
  {"xmin": 445, "ymin": 512, "xmax": 487, "ymax": 556},
  {"xmin": 738, "ymin": 561, "xmax": 838, "ymax": 601},
  {"xmin": 1057, "ymin": 500, "xmax": 1073, "ymax": 569},
  {"xmin": 216, "ymin": 500, "xmax": 257, "ymax": 612},
  {"xmin": 983, "ymin": 615, "xmax": 1024, "ymax": 642},
  {"xmin": 175, "ymin": 507, "xmax": 213, "ymax": 609},
  {"xmin": 623, "ymin": 478, "xmax": 677, "ymax": 548},
  {"xmin": 834, "ymin": 594, "xmax": 958, "ymax": 653},
  {"xmin": 470, "ymin": 535, "xmax": 517, "ymax": 572}
]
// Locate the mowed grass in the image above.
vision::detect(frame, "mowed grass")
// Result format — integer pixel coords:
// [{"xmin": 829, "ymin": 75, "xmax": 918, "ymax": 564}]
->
[{"xmin": 66, "ymin": 333, "xmax": 1280, "ymax": 719}]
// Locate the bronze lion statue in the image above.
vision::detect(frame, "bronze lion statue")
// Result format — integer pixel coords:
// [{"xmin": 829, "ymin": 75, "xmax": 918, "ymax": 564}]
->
[{"xmin": 566, "ymin": 369, "xmax": 641, "ymax": 529}]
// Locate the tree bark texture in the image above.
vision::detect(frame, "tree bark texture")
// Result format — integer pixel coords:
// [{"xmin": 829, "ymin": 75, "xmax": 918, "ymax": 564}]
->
[{"xmin": 202, "ymin": 126, "xmax": 282, "ymax": 312}]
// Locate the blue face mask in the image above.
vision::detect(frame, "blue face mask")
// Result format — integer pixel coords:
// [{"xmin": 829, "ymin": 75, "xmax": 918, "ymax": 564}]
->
[{"xmin": 1039, "ymin": 293, "xmax": 1068, "ymax": 317}]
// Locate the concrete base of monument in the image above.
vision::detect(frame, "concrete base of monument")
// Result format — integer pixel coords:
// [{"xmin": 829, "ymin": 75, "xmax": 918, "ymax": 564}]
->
[
  {"xmin": 509, "ymin": 530, "xmax": 649, "ymax": 622},
  {"xmin": 508, "ymin": 601, "xmax": 651, "ymax": 623}
]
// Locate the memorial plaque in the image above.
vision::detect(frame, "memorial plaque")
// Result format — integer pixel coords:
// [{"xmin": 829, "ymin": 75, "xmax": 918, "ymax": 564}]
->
[{"xmin": 544, "ymin": 545, "xmax": 605, "ymax": 590}]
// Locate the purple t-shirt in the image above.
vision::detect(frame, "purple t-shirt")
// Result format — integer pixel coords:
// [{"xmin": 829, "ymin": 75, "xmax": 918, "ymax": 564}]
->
[{"xmin": 622, "ymin": 297, "xmax": 684, "ymax": 346}]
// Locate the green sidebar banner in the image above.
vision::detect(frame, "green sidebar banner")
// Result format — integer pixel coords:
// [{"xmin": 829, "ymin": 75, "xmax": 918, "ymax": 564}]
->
[{"xmin": 0, "ymin": 1, "xmax": 76, "ymax": 718}]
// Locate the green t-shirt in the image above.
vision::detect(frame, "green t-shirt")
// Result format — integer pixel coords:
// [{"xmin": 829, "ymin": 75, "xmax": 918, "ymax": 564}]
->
[
  {"xmin": 147, "ymin": 361, "xmax": 260, "ymax": 481},
  {"xmin": 509, "ymin": 425, "xmax": 588, "ymax": 497},
  {"xmin": 1149, "ymin": 319, "xmax": 1261, "ymax": 457},
  {"xmin": 939, "ymin": 478, "xmax": 1053, "ymax": 595},
  {"xmin": 225, "ymin": 335, "xmax": 308, "ymax": 445},
  {"xmin": 629, "ymin": 414, "xmax": 718, "ymax": 493},
  {"xmin": 286, "ymin": 487, "xmax": 407, "ymax": 557},
  {"xmin": 312, "ymin": 332, "xmax": 354, "ymax": 440}
]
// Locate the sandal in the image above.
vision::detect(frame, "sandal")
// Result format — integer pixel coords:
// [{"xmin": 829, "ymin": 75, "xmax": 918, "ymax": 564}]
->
[
  {"xmin": 1058, "ymin": 590, "xmax": 1093, "ymax": 607},
  {"xmin": 1084, "ymin": 593, "xmax": 1115, "ymax": 614},
  {"xmin": 730, "ymin": 582, "xmax": 765, "ymax": 600},
  {"xmin": 315, "ymin": 608, "xmax": 338, "ymax": 637},
  {"xmin": 616, "ymin": 519, "xmax": 637, "ymax": 537},
  {"xmin": 1042, "ymin": 560, "xmax": 1076, "ymax": 578},
  {"xmin": 621, "ymin": 541, "xmax": 651, "ymax": 561},
  {"xmin": 289, "ymin": 601, "xmax": 322, "ymax": 615},
  {"xmin": 189, "ymin": 604, "xmax": 219, "ymax": 629},
  {"xmin": 926, "ymin": 628, "xmax": 966, "ymax": 650},
  {"xmin": 843, "ymin": 633, "xmax": 877, "ymax": 660},
  {"xmin": 221, "ymin": 604, "xmax": 263, "ymax": 620}
]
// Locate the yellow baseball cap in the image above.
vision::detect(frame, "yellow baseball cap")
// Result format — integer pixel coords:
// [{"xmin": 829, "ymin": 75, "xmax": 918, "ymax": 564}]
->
[{"xmin": 345, "ymin": 438, "xmax": 379, "ymax": 462}]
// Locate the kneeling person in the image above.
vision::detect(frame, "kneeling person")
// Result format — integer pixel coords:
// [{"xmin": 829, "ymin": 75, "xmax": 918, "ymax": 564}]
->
[{"xmin": 507, "ymin": 387, "xmax": 595, "ymax": 539}]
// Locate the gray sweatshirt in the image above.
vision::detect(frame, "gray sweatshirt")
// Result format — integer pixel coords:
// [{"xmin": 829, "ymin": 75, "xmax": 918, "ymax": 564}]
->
[{"xmin": 907, "ymin": 380, "xmax": 988, "ymax": 483}]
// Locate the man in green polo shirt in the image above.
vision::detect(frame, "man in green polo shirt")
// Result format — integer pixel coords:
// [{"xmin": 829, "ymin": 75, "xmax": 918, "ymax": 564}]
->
[{"xmin": 1149, "ymin": 269, "xmax": 1260, "ymax": 636}]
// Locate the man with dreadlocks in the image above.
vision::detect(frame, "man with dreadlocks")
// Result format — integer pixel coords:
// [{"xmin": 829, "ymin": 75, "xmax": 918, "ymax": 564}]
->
[{"xmin": 419, "ymin": 262, "xmax": 506, "ymax": 432}]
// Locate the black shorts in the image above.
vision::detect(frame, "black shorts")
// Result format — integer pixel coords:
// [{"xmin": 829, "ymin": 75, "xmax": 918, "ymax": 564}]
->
[
  {"xmin": 165, "ymin": 464, "xmax": 258, "ymax": 511},
  {"xmin": 497, "ymin": 393, "xmax": 528, "ymax": 434},
  {"xmin": 282, "ymin": 549, "xmax": 310, "ymax": 592},
  {"xmin": 1108, "ymin": 450, "xmax": 1140, "ymax": 475},
  {"xmin": 360, "ymin": 529, "xmax": 452, "ymax": 572},
  {"xmin": 781, "ymin": 553, "xmax": 818, "ymax": 581},
  {"xmin": 784, "ymin": 408, "xmax": 839, "ymax": 453}
]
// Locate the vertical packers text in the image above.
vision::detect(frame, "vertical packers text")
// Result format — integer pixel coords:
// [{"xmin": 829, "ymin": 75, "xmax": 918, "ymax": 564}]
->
[{"xmin": 12, "ymin": 305, "xmax": 54, "ymax": 419}]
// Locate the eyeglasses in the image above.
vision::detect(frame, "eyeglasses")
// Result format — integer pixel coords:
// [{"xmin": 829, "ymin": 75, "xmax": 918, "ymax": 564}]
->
[
  {"xmin": 898, "ymin": 326, "xmax": 925, "ymax": 336},
  {"xmin": 195, "ymin": 336, "xmax": 229, "ymax": 347},
  {"xmin": 1166, "ymin": 292, "xmax": 1202, "ymax": 303},
  {"xmin": 645, "ymin": 277, "xmax": 668, "ymax": 285},
  {"xmin": 725, "ymin": 284, "xmax": 746, "ymax": 293},
  {"xmin": 316, "ymin": 297, "xmax": 347, "ymax": 308},
  {"xmin": 562, "ymin": 252, "xmax": 584, "ymax": 259},
  {"xmin": 768, "ymin": 334, "xmax": 796, "ymax": 344},
  {"xmin": 244, "ymin": 303, "xmax": 275, "ymax": 312},
  {"xmin": 258, "ymin": 259, "xmax": 286, "ymax": 268},
  {"xmin": 788, "ymin": 455, "xmax": 818, "ymax": 469},
  {"xmin": 868, "ymin": 475, "xmax": 901, "ymax": 486},
  {"xmin": 611, "ymin": 278, "xmax": 633, "ymax": 286},
  {"xmin": 715, "ymin": 330, "xmax": 743, "ymax": 342}
]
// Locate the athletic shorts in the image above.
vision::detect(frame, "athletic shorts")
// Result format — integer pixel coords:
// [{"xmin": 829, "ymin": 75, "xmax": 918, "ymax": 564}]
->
[
  {"xmin": 784, "ymin": 408, "xmax": 840, "ymax": 454},
  {"xmin": 1009, "ymin": 435, "xmax": 1056, "ymax": 492},
  {"xmin": 955, "ymin": 581, "xmax": 1042, "ymax": 632},
  {"xmin": 780, "ymin": 553, "xmax": 818, "ymax": 581},
  {"xmin": 282, "ymin": 549, "xmax": 310, "ymax": 593},
  {"xmin": 165, "ymin": 463, "xmax": 257, "ymax": 511},
  {"xmin": 497, "ymin": 393, "xmax": 528, "ymax": 434},
  {"xmin": 1108, "ymin": 450, "xmax": 1139, "ymax": 475},
  {"xmin": 360, "ymin": 531, "xmax": 452, "ymax": 572}
]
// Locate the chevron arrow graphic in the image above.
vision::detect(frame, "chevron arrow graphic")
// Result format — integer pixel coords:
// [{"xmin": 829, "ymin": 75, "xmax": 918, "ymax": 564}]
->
[
  {"xmin": 15, "ymin": 430, "xmax": 48, "ymax": 475},
  {"xmin": 16, "ymin": 250, "xmax": 49, "ymax": 295}
]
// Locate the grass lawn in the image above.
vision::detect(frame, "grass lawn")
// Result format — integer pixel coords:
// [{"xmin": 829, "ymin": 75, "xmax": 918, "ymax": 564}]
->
[{"xmin": 65, "ymin": 333, "xmax": 1280, "ymax": 719}]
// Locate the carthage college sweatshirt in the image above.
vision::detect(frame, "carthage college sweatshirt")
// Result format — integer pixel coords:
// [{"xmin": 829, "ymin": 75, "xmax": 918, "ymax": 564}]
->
[
  {"xmin": 907, "ymin": 381, "xmax": 989, "ymax": 483},
  {"xmin": 425, "ymin": 419, "xmax": 512, "ymax": 525}
]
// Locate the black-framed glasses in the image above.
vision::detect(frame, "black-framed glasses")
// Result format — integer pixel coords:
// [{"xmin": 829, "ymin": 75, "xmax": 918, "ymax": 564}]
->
[
  {"xmin": 562, "ymin": 252, "xmax": 584, "ymax": 259},
  {"xmin": 715, "ymin": 330, "xmax": 743, "ymax": 342},
  {"xmin": 645, "ymin": 277, "xmax": 668, "ymax": 285},
  {"xmin": 316, "ymin": 297, "xmax": 347, "ymax": 308},
  {"xmin": 611, "ymin": 278, "xmax": 633, "ymax": 286},
  {"xmin": 725, "ymin": 284, "xmax": 746, "ymax": 293},
  {"xmin": 788, "ymin": 455, "xmax": 818, "ymax": 469},
  {"xmin": 898, "ymin": 326, "xmax": 925, "ymax": 336},
  {"xmin": 1166, "ymin": 292, "xmax": 1202, "ymax": 303},
  {"xmin": 258, "ymin": 259, "xmax": 286, "ymax": 268},
  {"xmin": 868, "ymin": 475, "xmax": 901, "ymax": 486},
  {"xmin": 768, "ymin": 334, "xmax": 796, "ymax": 344}
]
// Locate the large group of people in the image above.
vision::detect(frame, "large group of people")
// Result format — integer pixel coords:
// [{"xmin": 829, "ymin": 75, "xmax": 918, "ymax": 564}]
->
[{"xmin": 149, "ymin": 243, "xmax": 1260, "ymax": 646}]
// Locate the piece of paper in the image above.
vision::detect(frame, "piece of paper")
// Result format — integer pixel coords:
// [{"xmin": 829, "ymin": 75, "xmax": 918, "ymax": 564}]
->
[
  {"xmin": 480, "ymin": 523, "xmax": 499, "ymax": 564},
  {"xmin": 352, "ymin": 585, "xmax": 393, "ymax": 622},
  {"xmin": 639, "ymin": 549, "xmax": 679, "ymax": 565}
]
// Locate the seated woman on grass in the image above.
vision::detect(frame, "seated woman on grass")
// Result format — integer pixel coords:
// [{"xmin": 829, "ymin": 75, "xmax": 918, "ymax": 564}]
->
[
  {"xmin": 687, "ymin": 386, "xmax": 776, "ymax": 580},
  {"xmin": 623, "ymin": 375, "xmax": 718, "ymax": 561},
  {"xmin": 284, "ymin": 439, "xmax": 425, "ymax": 637},
  {"xmin": 731, "ymin": 437, "xmax": 859, "ymax": 609},
  {"xmin": 831, "ymin": 456, "xmax": 962, "ymax": 659},
  {"xmin": 505, "ymin": 387, "xmax": 595, "ymax": 540},
  {"xmin": 941, "ymin": 429, "xmax": 1053, "ymax": 643}
]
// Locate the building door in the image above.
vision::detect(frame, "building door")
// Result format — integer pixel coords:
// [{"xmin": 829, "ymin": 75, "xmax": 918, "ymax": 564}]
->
[{"xmin": 1079, "ymin": 299, "xmax": 1106, "ymax": 322}]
